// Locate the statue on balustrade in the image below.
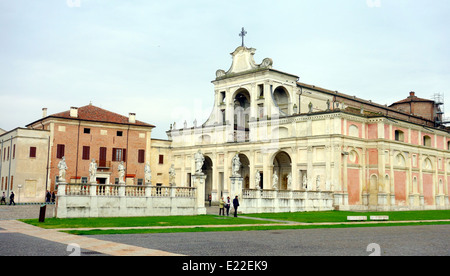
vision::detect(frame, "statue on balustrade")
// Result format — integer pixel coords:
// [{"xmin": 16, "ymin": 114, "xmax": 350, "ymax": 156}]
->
[
  {"xmin": 272, "ymin": 171, "xmax": 279, "ymax": 190},
  {"xmin": 255, "ymin": 170, "xmax": 261, "ymax": 190},
  {"xmin": 169, "ymin": 164, "xmax": 176, "ymax": 185},
  {"xmin": 145, "ymin": 161, "xmax": 152, "ymax": 184},
  {"xmin": 89, "ymin": 159, "xmax": 98, "ymax": 183},
  {"xmin": 231, "ymin": 154, "xmax": 241, "ymax": 177},
  {"xmin": 57, "ymin": 156, "xmax": 68, "ymax": 182},
  {"xmin": 118, "ymin": 161, "xmax": 126, "ymax": 183},
  {"xmin": 194, "ymin": 150, "xmax": 205, "ymax": 175},
  {"xmin": 287, "ymin": 172, "xmax": 292, "ymax": 190}
]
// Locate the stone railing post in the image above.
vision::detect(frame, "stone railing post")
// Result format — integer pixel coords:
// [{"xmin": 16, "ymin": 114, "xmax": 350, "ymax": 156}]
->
[
  {"xmin": 90, "ymin": 183, "xmax": 97, "ymax": 196},
  {"xmin": 145, "ymin": 182, "xmax": 152, "ymax": 197},
  {"xmin": 57, "ymin": 182, "xmax": 66, "ymax": 196},
  {"xmin": 118, "ymin": 182, "xmax": 126, "ymax": 197}
]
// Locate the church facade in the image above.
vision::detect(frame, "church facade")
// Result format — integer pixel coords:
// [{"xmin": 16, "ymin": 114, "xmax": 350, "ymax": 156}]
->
[{"xmin": 168, "ymin": 45, "xmax": 450, "ymax": 211}]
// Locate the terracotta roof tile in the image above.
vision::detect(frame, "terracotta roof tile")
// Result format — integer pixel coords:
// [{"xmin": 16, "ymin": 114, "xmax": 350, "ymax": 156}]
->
[{"xmin": 47, "ymin": 104, "xmax": 155, "ymax": 127}]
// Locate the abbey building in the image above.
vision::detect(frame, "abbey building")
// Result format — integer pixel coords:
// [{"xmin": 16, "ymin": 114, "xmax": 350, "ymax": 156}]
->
[{"xmin": 168, "ymin": 45, "xmax": 450, "ymax": 211}]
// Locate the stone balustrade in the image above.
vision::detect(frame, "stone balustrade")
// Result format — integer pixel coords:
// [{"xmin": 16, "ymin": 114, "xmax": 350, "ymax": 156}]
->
[
  {"xmin": 241, "ymin": 188, "xmax": 334, "ymax": 213},
  {"xmin": 55, "ymin": 182, "xmax": 198, "ymax": 218}
]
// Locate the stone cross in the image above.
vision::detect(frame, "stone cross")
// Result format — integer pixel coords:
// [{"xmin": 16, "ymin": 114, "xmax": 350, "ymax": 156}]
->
[{"xmin": 239, "ymin": 27, "xmax": 247, "ymax": 47}]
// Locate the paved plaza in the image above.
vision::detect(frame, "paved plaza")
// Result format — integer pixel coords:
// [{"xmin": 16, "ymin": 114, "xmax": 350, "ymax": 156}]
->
[{"xmin": 0, "ymin": 205, "xmax": 449, "ymax": 256}]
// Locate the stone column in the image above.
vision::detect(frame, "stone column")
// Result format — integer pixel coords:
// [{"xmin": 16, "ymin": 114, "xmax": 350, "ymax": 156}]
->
[
  {"xmin": 55, "ymin": 182, "xmax": 67, "ymax": 218},
  {"xmin": 193, "ymin": 173, "xmax": 207, "ymax": 215}
]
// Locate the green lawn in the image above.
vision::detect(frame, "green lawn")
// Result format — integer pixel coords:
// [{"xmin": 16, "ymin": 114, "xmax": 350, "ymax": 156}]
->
[
  {"xmin": 21, "ymin": 214, "xmax": 280, "ymax": 229},
  {"xmin": 20, "ymin": 210, "xmax": 450, "ymax": 235},
  {"xmin": 244, "ymin": 210, "xmax": 450, "ymax": 223}
]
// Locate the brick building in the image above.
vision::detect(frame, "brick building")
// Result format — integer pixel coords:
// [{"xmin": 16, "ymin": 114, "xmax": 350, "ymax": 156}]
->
[{"xmin": 26, "ymin": 104, "xmax": 163, "ymax": 193}]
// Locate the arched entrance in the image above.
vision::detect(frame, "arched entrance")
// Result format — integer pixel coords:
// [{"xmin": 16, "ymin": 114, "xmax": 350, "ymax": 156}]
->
[
  {"xmin": 202, "ymin": 156, "xmax": 213, "ymax": 201},
  {"xmin": 272, "ymin": 151, "xmax": 292, "ymax": 190},
  {"xmin": 237, "ymin": 153, "xmax": 250, "ymax": 189}
]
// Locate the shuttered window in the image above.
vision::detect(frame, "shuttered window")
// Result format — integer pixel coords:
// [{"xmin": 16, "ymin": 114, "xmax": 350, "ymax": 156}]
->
[
  {"xmin": 82, "ymin": 146, "xmax": 90, "ymax": 160},
  {"xmin": 56, "ymin": 144, "xmax": 65, "ymax": 159},
  {"xmin": 138, "ymin": 149, "xmax": 145, "ymax": 163}
]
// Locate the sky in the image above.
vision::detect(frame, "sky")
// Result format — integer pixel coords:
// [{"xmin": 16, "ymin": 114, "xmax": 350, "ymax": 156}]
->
[{"xmin": 0, "ymin": 0, "xmax": 449, "ymax": 139}]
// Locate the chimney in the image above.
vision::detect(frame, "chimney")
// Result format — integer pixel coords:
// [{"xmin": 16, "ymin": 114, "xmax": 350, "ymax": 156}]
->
[
  {"xmin": 42, "ymin": 108, "xmax": 47, "ymax": 118},
  {"xmin": 129, "ymin": 113, "xmax": 136, "ymax": 124},
  {"xmin": 70, "ymin": 107, "xmax": 78, "ymax": 118},
  {"xmin": 409, "ymin": 91, "xmax": 416, "ymax": 98}
]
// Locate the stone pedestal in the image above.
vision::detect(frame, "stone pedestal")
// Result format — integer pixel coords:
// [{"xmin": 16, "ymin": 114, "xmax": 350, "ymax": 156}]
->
[
  {"xmin": 230, "ymin": 176, "xmax": 243, "ymax": 200},
  {"xmin": 90, "ymin": 182, "xmax": 99, "ymax": 217},
  {"xmin": 193, "ymin": 173, "xmax": 207, "ymax": 215},
  {"xmin": 145, "ymin": 182, "xmax": 152, "ymax": 197},
  {"xmin": 55, "ymin": 182, "xmax": 67, "ymax": 218}
]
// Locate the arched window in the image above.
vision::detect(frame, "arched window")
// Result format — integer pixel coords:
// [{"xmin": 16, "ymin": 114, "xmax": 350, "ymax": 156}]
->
[{"xmin": 273, "ymin": 86, "xmax": 290, "ymax": 115}]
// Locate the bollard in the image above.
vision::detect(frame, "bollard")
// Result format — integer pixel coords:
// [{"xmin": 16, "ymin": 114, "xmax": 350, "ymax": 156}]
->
[{"xmin": 39, "ymin": 204, "xmax": 46, "ymax": 222}]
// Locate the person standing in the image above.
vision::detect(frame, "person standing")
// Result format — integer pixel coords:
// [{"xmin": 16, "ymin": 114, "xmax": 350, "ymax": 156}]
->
[
  {"xmin": 45, "ymin": 190, "xmax": 51, "ymax": 203},
  {"xmin": 225, "ymin": 196, "xmax": 231, "ymax": 216},
  {"xmin": 219, "ymin": 197, "xmax": 225, "ymax": 216},
  {"xmin": 233, "ymin": 196, "xmax": 239, "ymax": 217},
  {"xmin": 1, "ymin": 192, "xmax": 6, "ymax": 205},
  {"xmin": 9, "ymin": 191, "xmax": 15, "ymax": 205}
]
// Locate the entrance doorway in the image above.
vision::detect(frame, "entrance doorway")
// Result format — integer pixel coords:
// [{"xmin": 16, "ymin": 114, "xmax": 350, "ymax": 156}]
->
[{"xmin": 202, "ymin": 156, "xmax": 213, "ymax": 201}]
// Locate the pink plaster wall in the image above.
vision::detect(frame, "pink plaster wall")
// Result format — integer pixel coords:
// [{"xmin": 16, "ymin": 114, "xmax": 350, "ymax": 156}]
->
[
  {"xmin": 347, "ymin": 168, "xmax": 360, "ymax": 205},
  {"xmin": 394, "ymin": 171, "xmax": 407, "ymax": 205},
  {"xmin": 423, "ymin": 173, "xmax": 434, "ymax": 205},
  {"xmin": 367, "ymin": 124, "xmax": 377, "ymax": 139}
]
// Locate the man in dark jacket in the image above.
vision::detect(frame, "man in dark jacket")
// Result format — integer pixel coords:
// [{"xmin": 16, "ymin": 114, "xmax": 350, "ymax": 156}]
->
[
  {"xmin": 233, "ymin": 196, "xmax": 239, "ymax": 217},
  {"xmin": 9, "ymin": 191, "xmax": 15, "ymax": 205}
]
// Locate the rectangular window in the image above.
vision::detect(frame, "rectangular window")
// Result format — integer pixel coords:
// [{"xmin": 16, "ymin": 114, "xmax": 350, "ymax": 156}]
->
[
  {"xmin": 138, "ymin": 149, "xmax": 145, "ymax": 163},
  {"xmin": 30, "ymin": 147, "xmax": 37, "ymax": 158},
  {"xmin": 10, "ymin": 176, "xmax": 13, "ymax": 190},
  {"xmin": 56, "ymin": 144, "xmax": 65, "ymax": 159},
  {"xmin": 117, "ymin": 131, "xmax": 123, "ymax": 137},
  {"xmin": 82, "ymin": 146, "xmax": 90, "ymax": 160},
  {"xmin": 83, "ymin": 128, "xmax": 91, "ymax": 134},
  {"xmin": 13, "ymin": 145, "xmax": 15, "ymax": 159},
  {"xmin": 112, "ymin": 148, "xmax": 126, "ymax": 162},
  {"xmin": 137, "ymin": 179, "xmax": 143, "ymax": 186},
  {"xmin": 159, "ymin": 154, "xmax": 164, "ymax": 164},
  {"xmin": 81, "ymin": 177, "xmax": 88, "ymax": 184},
  {"xmin": 7, "ymin": 146, "xmax": 9, "ymax": 161}
]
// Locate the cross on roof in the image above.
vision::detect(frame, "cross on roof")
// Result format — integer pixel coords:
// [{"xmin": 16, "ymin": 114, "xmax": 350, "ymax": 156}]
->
[{"xmin": 239, "ymin": 27, "xmax": 247, "ymax": 47}]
